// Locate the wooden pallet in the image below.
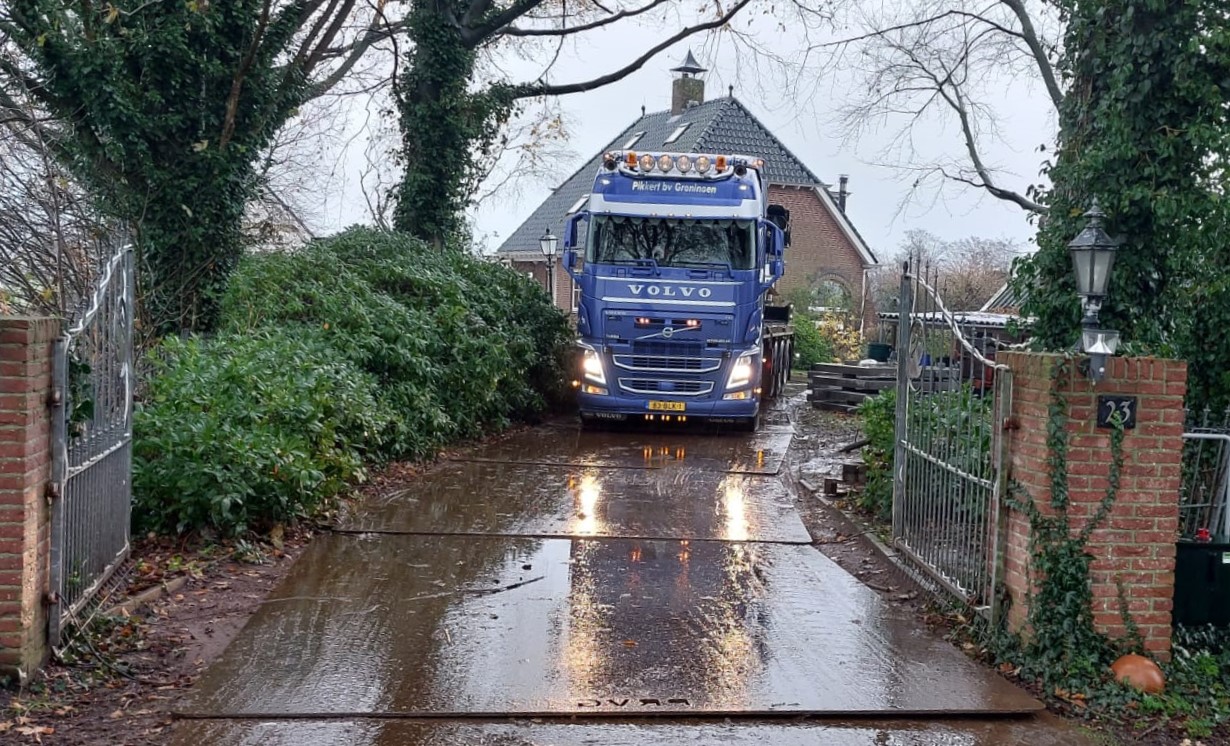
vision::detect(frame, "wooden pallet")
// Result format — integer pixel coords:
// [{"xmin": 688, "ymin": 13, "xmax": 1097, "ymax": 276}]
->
[{"xmin": 807, "ymin": 363, "xmax": 895, "ymax": 411}]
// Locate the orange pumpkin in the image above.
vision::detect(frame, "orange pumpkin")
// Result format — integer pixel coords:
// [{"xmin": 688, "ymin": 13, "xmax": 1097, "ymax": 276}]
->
[{"xmin": 1111, "ymin": 653, "xmax": 1165, "ymax": 694}]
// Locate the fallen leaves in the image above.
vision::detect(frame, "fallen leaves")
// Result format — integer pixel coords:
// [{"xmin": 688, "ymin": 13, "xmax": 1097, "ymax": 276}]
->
[
  {"xmin": 16, "ymin": 725, "xmax": 55, "ymax": 741},
  {"xmin": 0, "ymin": 718, "xmax": 56, "ymax": 742}
]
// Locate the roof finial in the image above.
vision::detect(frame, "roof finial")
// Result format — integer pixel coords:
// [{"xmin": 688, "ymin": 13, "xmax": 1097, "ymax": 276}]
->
[
  {"xmin": 641, "ymin": 104, "xmax": 646, "ymax": 117},
  {"xmin": 671, "ymin": 49, "xmax": 707, "ymax": 77},
  {"xmin": 728, "ymin": 84, "xmax": 734, "ymax": 98}
]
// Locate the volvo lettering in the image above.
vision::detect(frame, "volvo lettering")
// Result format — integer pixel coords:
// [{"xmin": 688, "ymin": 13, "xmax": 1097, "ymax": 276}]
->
[{"xmin": 562, "ymin": 150, "xmax": 795, "ymax": 430}]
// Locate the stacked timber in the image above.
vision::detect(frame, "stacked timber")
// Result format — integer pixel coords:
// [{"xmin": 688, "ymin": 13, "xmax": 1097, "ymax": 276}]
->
[{"xmin": 806, "ymin": 363, "xmax": 895, "ymax": 413}]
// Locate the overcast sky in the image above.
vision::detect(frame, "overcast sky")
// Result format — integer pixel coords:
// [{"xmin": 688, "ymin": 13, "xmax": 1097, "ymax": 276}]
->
[{"xmin": 316, "ymin": 3, "xmax": 1056, "ymax": 264}]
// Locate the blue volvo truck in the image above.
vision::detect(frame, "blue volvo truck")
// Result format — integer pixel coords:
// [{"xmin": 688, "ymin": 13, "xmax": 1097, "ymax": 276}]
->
[{"xmin": 562, "ymin": 150, "xmax": 794, "ymax": 431}]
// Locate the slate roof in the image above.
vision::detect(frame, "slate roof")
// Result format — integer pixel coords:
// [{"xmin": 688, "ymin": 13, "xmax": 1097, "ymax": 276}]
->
[{"xmin": 496, "ymin": 96, "xmax": 826, "ymax": 256}]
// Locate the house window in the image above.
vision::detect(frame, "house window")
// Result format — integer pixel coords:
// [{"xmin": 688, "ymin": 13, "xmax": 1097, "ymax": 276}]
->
[
  {"xmin": 566, "ymin": 195, "xmax": 588, "ymax": 214},
  {"xmin": 622, "ymin": 131, "xmax": 645, "ymax": 149},
  {"xmin": 664, "ymin": 124, "xmax": 690, "ymax": 144}
]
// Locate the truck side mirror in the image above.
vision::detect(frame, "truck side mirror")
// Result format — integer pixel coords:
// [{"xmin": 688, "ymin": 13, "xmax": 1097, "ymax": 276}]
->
[
  {"xmin": 563, "ymin": 250, "xmax": 578, "ymax": 272},
  {"xmin": 564, "ymin": 213, "xmax": 585, "ymax": 249},
  {"xmin": 764, "ymin": 222, "xmax": 786, "ymax": 258}
]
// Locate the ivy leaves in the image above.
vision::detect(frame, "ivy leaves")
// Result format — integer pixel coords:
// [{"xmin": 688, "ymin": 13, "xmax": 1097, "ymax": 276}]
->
[{"xmin": 1015, "ymin": 0, "xmax": 1230, "ymax": 410}]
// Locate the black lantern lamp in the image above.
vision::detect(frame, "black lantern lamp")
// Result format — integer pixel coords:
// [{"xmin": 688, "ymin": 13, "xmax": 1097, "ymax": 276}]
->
[
  {"xmin": 540, "ymin": 228, "xmax": 559, "ymax": 303},
  {"xmin": 1068, "ymin": 201, "xmax": 1120, "ymax": 380}
]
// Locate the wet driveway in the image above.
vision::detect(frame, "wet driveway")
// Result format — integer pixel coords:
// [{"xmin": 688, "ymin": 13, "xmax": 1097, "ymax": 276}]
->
[{"xmin": 171, "ymin": 414, "xmax": 1097, "ymax": 744}]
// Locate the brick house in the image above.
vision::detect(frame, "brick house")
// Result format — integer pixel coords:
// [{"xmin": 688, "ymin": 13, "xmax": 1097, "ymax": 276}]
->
[{"xmin": 495, "ymin": 53, "xmax": 878, "ymax": 329}]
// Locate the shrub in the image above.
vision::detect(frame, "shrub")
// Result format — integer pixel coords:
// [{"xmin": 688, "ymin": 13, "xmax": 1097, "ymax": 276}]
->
[
  {"xmin": 857, "ymin": 389, "xmax": 895, "ymax": 520},
  {"xmin": 815, "ymin": 314, "xmax": 864, "ymax": 362},
  {"xmin": 856, "ymin": 385, "xmax": 993, "ymax": 523},
  {"xmin": 219, "ymin": 228, "xmax": 572, "ymax": 457},
  {"xmin": 133, "ymin": 228, "xmax": 573, "ymax": 535},
  {"xmin": 792, "ymin": 314, "xmax": 835, "ymax": 369},
  {"xmin": 134, "ymin": 331, "xmax": 393, "ymax": 535}
]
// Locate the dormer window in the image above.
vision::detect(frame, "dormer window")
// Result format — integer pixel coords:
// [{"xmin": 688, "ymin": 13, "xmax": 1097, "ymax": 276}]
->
[
  {"xmin": 566, "ymin": 196, "xmax": 588, "ymax": 214},
  {"xmin": 622, "ymin": 132, "xmax": 645, "ymax": 149},
  {"xmin": 664, "ymin": 124, "xmax": 690, "ymax": 144}
]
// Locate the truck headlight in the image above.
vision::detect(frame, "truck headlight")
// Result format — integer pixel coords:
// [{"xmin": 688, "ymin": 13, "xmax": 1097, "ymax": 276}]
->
[
  {"xmin": 726, "ymin": 353, "xmax": 755, "ymax": 389},
  {"xmin": 582, "ymin": 348, "xmax": 606, "ymax": 385}
]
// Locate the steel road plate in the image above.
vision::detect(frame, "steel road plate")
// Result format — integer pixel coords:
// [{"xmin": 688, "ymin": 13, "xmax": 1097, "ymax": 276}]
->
[
  {"xmin": 338, "ymin": 462, "xmax": 810, "ymax": 543},
  {"xmin": 177, "ymin": 534, "xmax": 1042, "ymax": 719}
]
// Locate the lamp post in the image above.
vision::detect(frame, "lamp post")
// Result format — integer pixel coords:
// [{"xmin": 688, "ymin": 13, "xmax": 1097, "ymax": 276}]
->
[
  {"xmin": 540, "ymin": 227, "xmax": 559, "ymax": 306},
  {"xmin": 1068, "ymin": 201, "xmax": 1120, "ymax": 381}
]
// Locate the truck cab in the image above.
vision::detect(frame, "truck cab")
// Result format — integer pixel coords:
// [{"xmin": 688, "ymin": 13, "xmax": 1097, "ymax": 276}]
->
[{"xmin": 563, "ymin": 151, "xmax": 792, "ymax": 430}]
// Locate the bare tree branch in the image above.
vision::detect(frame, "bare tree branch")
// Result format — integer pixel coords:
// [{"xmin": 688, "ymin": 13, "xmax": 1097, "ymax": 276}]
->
[
  {"xmin": 501, "ymin": 0, "xmax": 670, "ymax": 37},
  {"xmin": 507, "ymin": 0, "xmax": 753, "ymax": 98},
  {"xmin": 999, "ymin": 0, "xmax": 1062, "ymax": 110}
]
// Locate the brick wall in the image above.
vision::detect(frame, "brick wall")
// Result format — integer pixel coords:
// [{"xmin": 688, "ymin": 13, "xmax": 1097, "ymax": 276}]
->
[
  {"xmin": 767, "ymin": 185, "xmax": 876, "ymax": 331},
  {"xmin": 0, "ymin": 317, "xmax": 58, "ymax": 678},
  {"xmin": 1000, "ymin": 352, "xmax": 1185, "ymax": 658},
  {"xmin": 509, "ymin": 258, "xmax": 574, "ymax": 313}
]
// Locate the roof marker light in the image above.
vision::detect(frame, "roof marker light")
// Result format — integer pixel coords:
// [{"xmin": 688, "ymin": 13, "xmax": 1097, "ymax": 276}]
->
[
  {"xmin": 695, "ymin": 155, "xmax": 711, "ymax": 174},
  {"xmin": 676, "ymin": 154, "xmax": 693, "ymax": 173},
  {"xmin": 639, "ymin": 153, "xmax": 655, "ymax": 172},
  {"xmin": 715, "ymin": 155, "xmax": 727, "ymax": 172},
  {"xmin": 657, "ymin": 154, "xmax": 674, "ymax": 172},
  {"xmin": 626, "ymin": 151, "xmax": 638, "ymax": 166}
]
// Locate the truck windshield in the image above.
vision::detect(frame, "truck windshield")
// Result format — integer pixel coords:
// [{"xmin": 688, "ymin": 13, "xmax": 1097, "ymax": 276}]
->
[{"xmin": 587, "ymin": 216, "xmax": 756, "ymax": 270}]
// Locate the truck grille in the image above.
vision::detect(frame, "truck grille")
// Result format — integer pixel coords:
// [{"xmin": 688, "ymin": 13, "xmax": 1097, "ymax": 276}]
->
[
  {"xmin": 618, "ymin": 379, "xmax": 714, "ymax": 396},
  {"xmin": 613, "ymin": 354, "xmax": 720, "ymax": 373},
  {"xmin": 631, "ymin": 341, "xmax": 706, "ymax": 357}
]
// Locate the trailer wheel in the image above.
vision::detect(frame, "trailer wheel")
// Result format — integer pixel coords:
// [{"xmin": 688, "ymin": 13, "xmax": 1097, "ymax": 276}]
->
[
  {"xmin": 775, "ymin": 341, "xmax": 787, "ymax": 394},
  {"xmin": 771, "ymin": 339, "xmax": 786, "ymax": 397}
]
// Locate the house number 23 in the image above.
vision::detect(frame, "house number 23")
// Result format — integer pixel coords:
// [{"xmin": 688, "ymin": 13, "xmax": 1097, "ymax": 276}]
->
[{"xmin": 1097, "ymin": 395, "xmax": 1137, "ymax": 429}]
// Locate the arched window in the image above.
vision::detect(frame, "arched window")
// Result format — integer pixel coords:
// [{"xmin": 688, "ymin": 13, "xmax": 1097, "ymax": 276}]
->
[{"xmin": 809, "ymin": 277, "xmax": 854, "ymax": 315}]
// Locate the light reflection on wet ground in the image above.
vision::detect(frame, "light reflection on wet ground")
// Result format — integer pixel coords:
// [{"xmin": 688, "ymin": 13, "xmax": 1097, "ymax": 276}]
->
[
  {"xmin": 449, "ymin": 423, "xmax": 794, "ymax": 475},
  {"xmin": 339, "ymin": 462, "xmax": 810, "ymax": 543},
  {"xmin": 172, "ymin": 410, "xmax": 1101, "ymax": 744},
  {"xmin": 176, "ymin": 533, "xmax": 1038, "ymax": 717}
]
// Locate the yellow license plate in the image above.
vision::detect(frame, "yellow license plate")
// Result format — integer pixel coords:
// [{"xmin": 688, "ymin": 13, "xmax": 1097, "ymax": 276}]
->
[{"xmin": 648, "ymin": 400, "xmax": 686, "ymax": 412}]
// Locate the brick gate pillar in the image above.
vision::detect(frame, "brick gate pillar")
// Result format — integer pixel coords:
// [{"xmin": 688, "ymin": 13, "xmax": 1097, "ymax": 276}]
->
[
  {"xmin": 999, "ymin": 352, "xmax": 1186, "ymax": 659},
  {"xmin": 0, "ymin": 317, "xmax": 60, "ymax": 678}
]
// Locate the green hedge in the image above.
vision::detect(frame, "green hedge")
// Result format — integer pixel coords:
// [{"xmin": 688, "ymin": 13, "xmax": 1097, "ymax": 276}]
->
[
  {"xmin": 133, "ymin": 228, "xmax": 572, "ymax": 536},
  {"xmin": 792, "ymin": 313, "xmax": 835, "ymax": 369},
  {"xmin": 857, "ymin": 388, "xmax": 895, "ymax": 520},
  {"xmin": 856, "ymin": 385, "xmax": 993, "ymax": 522}
]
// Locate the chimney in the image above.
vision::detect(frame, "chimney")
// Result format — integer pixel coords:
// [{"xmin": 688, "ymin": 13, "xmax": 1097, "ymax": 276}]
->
[
  {"xmin": 837, "ymin": 174, "xmax": 850, "ymax": 212},
  {"xmin": 670, "ymin": 49, "xmax": 707, "ymax": 116}
]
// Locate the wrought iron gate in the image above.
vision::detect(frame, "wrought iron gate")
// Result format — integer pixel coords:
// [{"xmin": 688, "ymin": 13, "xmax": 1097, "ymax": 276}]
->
[
  {"xmin": 49, "ymin": 244, "xmax": 135, "ymax": 644},
  {"xmin": 892, "ymin": 262, "xmax": 1011, "ymax": 623}
]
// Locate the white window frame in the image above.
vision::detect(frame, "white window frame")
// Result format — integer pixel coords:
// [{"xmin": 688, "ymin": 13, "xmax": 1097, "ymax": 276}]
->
[
  {"xmin": 664, "ymin": 124, "xmax": 690, "ymax": 144},
  {"xmin": 622, "ymin": 131, "xmax": 645, "ymax": 149}
]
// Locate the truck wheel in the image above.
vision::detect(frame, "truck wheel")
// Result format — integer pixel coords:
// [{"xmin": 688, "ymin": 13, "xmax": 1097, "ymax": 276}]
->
[{"xmin": 779, "ymin": 342, "xmax": 788, "ymax": 390}]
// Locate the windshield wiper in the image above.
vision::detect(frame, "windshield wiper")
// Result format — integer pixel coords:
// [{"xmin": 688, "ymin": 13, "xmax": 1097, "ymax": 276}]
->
[{"xmin": 677, "ymin": 261, "xmax": 735, "ymax": 273}]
